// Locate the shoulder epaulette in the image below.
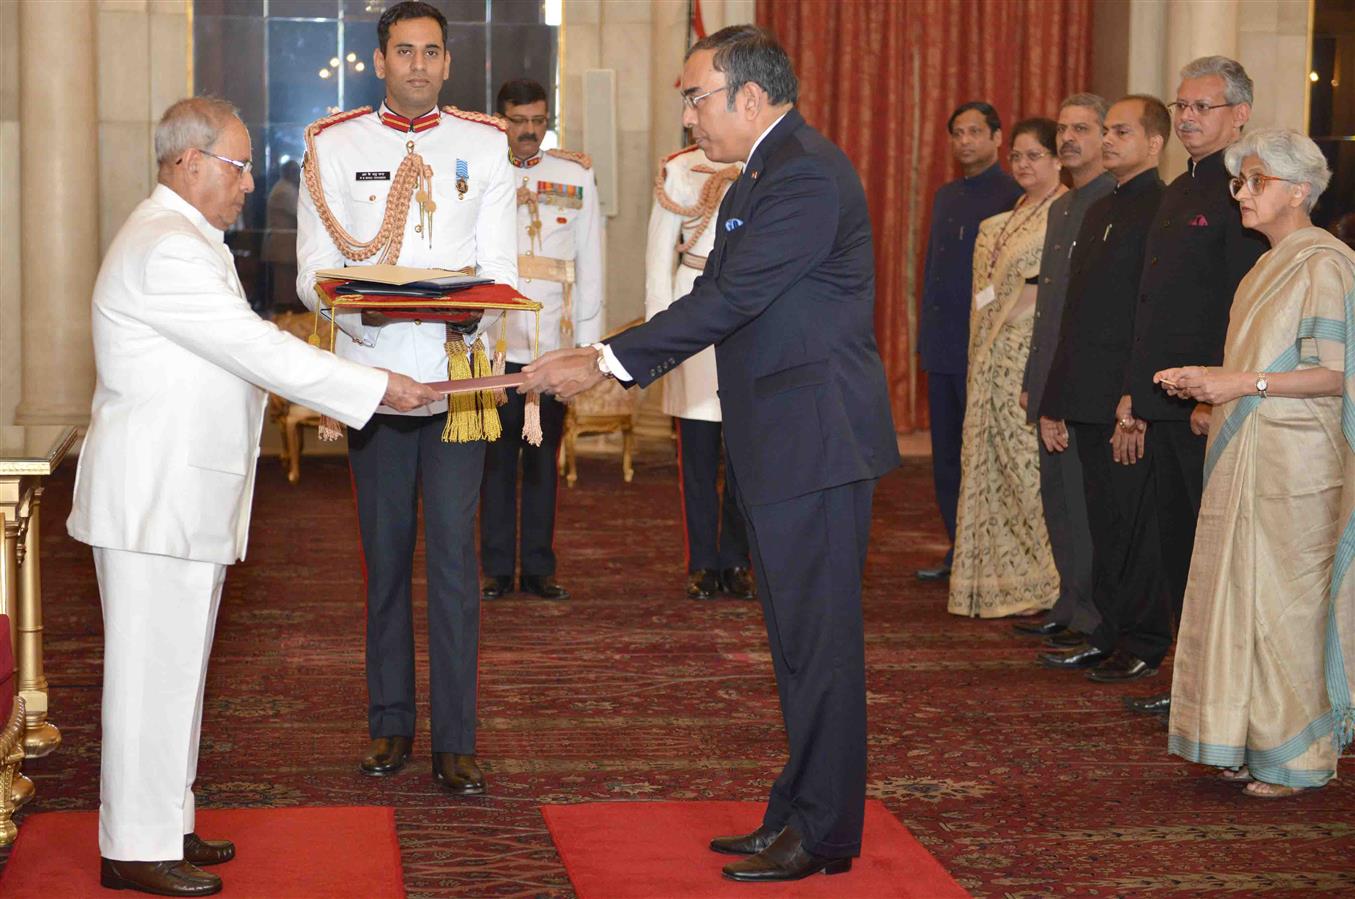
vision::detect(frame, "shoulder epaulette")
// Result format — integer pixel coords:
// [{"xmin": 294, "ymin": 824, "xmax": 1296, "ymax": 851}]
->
[
  {"xmin": 546, "ymin": 148, "xmax": 592, "ymax": 169},
  {"xmin": 441, "ymin": 106, "xmax": 507, "ymax": 132},
  {"xmin": 661, "ymin": 144, "xmax": 700, "ymax": 166},
  {"xmin": 305, "ymin": 106, "xmax": 371, "ymax": 140}
]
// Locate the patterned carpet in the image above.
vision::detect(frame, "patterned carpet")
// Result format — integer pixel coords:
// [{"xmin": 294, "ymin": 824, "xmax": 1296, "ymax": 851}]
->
[{"xmin": 3, "ymin": 451, "xmax": 1353, "ymax": 898}]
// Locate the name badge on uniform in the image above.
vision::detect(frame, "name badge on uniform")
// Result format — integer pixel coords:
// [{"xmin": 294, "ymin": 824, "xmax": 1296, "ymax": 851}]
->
[
  {"xmin": 537, "ymin": 180, "xmax": 583, "ymax": 209},
  {"xmin": 356, "ymin": 171, "xmax": 390, "ymax": 181},
  {"xmin": 974, "ymin": 285, "xmax": 996, "ymax": 309}
]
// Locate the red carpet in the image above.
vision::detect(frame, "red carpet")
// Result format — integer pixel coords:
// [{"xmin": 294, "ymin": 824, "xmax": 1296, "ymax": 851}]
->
[
  {"xmin": 0, "ymin": 806, "xmax": 404, "ymax": 898},
  {"xmin": 541, "ymin": 800, "xmax": 969, "ymax": 898}
]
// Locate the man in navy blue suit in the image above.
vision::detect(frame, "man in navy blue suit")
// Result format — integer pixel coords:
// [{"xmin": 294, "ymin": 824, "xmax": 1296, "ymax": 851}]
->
[{"xmin": 522, "ymin": 25, "xmax": 899, "ymax": 885}]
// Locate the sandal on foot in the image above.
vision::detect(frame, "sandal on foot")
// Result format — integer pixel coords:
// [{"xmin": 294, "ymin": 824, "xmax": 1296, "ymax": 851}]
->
[
  {"xmin": 1218, "ymin": 766, "xmax": 1252, "ymax": 783},
  {"xmin": 1244, "ymin": 780, "xmax": 1306, "ymax": 799}
]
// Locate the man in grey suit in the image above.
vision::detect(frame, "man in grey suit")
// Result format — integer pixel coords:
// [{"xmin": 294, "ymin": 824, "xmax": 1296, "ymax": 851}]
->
[{"xmin": 1015, "ymin": 94, "xmax": 1116, "ymax": 647}]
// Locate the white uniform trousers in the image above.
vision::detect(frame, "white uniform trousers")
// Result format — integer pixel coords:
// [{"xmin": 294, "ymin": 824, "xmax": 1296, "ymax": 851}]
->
[{"xmin": 94, "ymin": 547, "xmax": 225, "ymax": 860}]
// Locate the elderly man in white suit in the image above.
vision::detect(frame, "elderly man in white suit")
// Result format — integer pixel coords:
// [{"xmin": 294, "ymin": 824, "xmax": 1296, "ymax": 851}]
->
[{"xmin": 67, "ymin": 97, "xmax": 440, "ymax": 898}]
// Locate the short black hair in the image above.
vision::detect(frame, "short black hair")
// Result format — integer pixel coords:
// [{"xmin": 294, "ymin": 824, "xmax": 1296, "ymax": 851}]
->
[
  {"xmin": 687, "ymin": 24, "xmax": 798, "ymax": 110},
  {"xmin": 377, "ymin": 1, "xmax": 447, "ymax": 54},
  {"xmin": 948, "ymin": 101, "xmax": 1001, "ymax": 136},
  {"xmin": 1011, "ymin": 117, "xmax": 1058, "ymax": 155},
  {"xmin": 496, "ymin": 79, "xmax": 548, "ymax": 115},
  {"xmin": 1120, "ymin": 94, "xmax": 1171, "ymax": 142}
]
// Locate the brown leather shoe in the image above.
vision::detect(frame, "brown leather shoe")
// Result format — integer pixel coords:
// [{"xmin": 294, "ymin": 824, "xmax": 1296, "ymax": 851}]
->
[
  {"xmin": 182, "ymin": 832, "xmax": 234, "ymax": 866},
  {"xmin": 686, "ymin": 569, "xmax": 720, "ymax": 600},
  {"xmin": 433, "ymin": 752, "xmax": 486, "ymax": 795},
  {"xmin": 721, "ymin": 826, "xmax": 852, "ymax": 882},
  {"xmin": 100, "ymin": 858, "xmax": 222, "ymax": 896},
  {"xmin": 709, "ymin": 823, "xmax": 782, "ymax": 856},
  {"xmin": 720, "ymin": 566, "xmax": 756, "ymax": 600},
  {"xmin": 359, "ymin": 735, "xmax": 412, "ymax": 776}
]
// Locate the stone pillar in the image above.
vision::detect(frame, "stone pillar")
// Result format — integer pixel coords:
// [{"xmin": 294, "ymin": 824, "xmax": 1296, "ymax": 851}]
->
[
  {"xmin": 14, "ymin": 0, "xmax": 100, "ymax": 426},
  {"xmin": 1162, "ymin": 0, "xmax": 1240, "ymax": 173}
]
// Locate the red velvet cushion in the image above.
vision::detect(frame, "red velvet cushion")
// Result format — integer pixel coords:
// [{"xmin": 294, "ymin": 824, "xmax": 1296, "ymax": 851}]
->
[{"xmin": 0, "ymin": 615, "xmax": 13, "ymax": 724}]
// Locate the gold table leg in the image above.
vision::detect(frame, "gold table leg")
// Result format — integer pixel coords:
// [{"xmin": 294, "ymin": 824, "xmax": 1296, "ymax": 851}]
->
[
  {"xmin": 18, "ymin": 487, "xmax": 59, "ymax": 758},
  {"xmin": 0, "ymin": 508, "xmax": 25, "ymax": 847}
]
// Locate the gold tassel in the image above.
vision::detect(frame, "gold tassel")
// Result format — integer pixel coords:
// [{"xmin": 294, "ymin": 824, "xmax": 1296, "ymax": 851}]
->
[
  {"xmin": 491, "ymin": 314, "xmax": 508, "ymax": 406},
  {"xmin": 523, "ymin": 392, "xmax": 544, "ymax": 447},
  {"xmin": 441, "ymin": 335, "xmax": 482, "ymax": 442},
  {"xmin": 472, "ymin": 337, "xmax": 502, "ymax": 442}
]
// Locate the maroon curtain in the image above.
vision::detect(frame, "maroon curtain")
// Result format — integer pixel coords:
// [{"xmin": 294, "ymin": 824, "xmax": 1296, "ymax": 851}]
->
[{"xmin": 756, "ymin": 0, "xmax": 1093, "ymax": 431}]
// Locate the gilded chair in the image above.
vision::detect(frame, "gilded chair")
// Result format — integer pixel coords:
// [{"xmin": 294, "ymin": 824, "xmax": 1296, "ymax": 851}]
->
[
  {"xmin": 557, "ymin": 319, "xmax": 646, "ymax": 487},
  {"xmin": 267, "ymin": 310, "xmax": 335, "ymax": 484}
]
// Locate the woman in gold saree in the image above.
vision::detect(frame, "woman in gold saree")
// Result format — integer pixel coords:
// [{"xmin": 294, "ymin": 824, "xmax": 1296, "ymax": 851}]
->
[
  {"xmin": 949, "ymin": 119, "xmax": 1065, "ymax": 617},
  {"xmin": 1156, "ymin": 128, "xmax": 1354, "ymax": 797}
]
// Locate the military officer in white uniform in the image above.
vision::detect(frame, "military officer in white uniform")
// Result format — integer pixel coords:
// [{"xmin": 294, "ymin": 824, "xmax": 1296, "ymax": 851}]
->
[
  {"xmin": 644, "ymin": 143, "xmax": 753, "ymax": 601},
  {"xmin": 479, "ymin": 79, "xmax": 602, "ymax": 602},
  {"xmin": 295, "ymin": 1, "xmax": 516, "ymax": 795}
]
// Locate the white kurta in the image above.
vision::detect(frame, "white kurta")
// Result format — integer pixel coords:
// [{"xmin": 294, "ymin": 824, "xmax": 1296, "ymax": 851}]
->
[
  {"xmin": 296, "ymin": 104, "xmax": 519, "ymax": 415},
  {"xmin": 509, "ymin": 150, "xmax": 604, "ymax": 362},
  {"xmin": 643, "ymin": 145, "xmax": 740, "ymax": 422}
]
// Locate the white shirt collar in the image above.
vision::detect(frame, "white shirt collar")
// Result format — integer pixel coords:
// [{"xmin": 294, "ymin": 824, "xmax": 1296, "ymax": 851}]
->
[
  {"xmin": 152, "ymin": 183, "xmax": 224, "ymax": 244},
  {"xmin": 746, "ymin": 112, "xmax": 790, "ymax": 164}
]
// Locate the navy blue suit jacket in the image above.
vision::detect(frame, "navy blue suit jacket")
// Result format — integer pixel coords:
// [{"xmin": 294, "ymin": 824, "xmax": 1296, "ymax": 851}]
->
[{"xmin": 608, "ymin": 109, "xmax": 899, "ymax": 506}]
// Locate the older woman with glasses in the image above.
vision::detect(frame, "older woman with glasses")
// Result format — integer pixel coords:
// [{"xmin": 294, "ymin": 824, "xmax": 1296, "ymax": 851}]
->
[
  {"xmin": 1155, "ymin": 128, "xmax": 1355, "ymax": 797},
  {"xmin": 949, "ymin": 118, "xmax": 1066, "ymax": 618}
]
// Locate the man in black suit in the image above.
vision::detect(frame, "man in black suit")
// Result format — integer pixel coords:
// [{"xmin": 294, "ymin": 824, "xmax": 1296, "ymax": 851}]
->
[
  {"xmin": 522, "ymin": 25, "xmax": 899, "ymax": 884},
  {"xmin": 1038, "ymin": 95, "xmax": 1170, "ymax": 679},
  {"xmin": 1113, "ymin": 57, "xmax": 1265, "ymax": 711}
]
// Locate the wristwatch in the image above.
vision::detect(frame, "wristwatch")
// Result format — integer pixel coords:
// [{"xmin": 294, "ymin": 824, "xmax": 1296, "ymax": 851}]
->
[
  {"xmin": 1255, "ymin": 373, "xmax": 1268, "ymax": 398},
  {"xmin": 591, "ymin": 343, "xmax": 615, "ymax": 380}
]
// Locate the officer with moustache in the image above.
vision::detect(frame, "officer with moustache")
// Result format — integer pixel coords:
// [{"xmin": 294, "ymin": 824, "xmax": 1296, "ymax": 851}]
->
[
  {"xmin": 479, "ymin": 78, "xmax": 603, "ymax": 602},
  {"xmin": 296, "ymin": 0, "xmax": 517, "ymax": 794}
]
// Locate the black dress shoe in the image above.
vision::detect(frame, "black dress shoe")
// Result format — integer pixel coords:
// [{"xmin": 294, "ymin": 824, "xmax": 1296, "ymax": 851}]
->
[
  {"xmin": 1012, "ymin": 619, "xmax": 1067, "ymax": 637},
  {"xmin": 481, "ymin": 575, "xmax": 513, "ymax": 600},
  {"xmin": 433, "ymin": 752, "xmax": 486, "ymax": 795},
  {"xmin": 521, "ymin": 575, "xmax": 570, "ymax": 600},
  {"xmin": 721, "ymin": 826, "xmax": 852, "ymax": 882},
  {"xmin": 1087, "ymin": 650, "xmax": 1157, "ymax": 682},
  {"xmin": 709, "ymin": 823, "xmax": 782, "ymax": 856},
  {"xmin": 182, "ymin": 833, "xmax": 234, "ymax": 866},
  {"xmin": 686, "ymin": 569, "xmax": 721, "ymax": 600},
  {"xmin": 1039, "ymin": 645, "xmax": 1110, "ymax": 669},
  {"xmin": 1124, "ymin": 692, "xmax": 1171, "ymax": 714},
  {"xmin": 100, "ymin": 858, "xmax": 222, "ymax": 896},
  {"xmin": 1045, "ymin": 630, "xmax": 1087, "ymax": 647},
  {"xmin": 359, "ymin": 735, "xmax": 412, "ymax": 776},
  {"xmin": 720, "ymin": 566, "xmax": 756, "ymax": 600},
  {"xmin": 915, "ymin": 563, "xmax": 952, "ymax": 581}
]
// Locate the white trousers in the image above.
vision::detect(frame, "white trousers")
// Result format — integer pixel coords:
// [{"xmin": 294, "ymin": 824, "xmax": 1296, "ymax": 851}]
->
[{"xmin": 94, "ymin": 547, "xmax": 225, "ymax": 860}]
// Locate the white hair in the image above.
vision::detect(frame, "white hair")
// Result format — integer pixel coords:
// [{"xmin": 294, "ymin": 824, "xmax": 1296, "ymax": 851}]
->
[
  {"xmin": 154, "ymin": 97, "xmax": 240, "ymax": 165},
  {"xmin": 1179, "ymin": 56, "xmax": 1254, "ymax": 106},
  {"xmin": 1224, "ymin": 127, "xmax": 1331, "ymax": 214}
]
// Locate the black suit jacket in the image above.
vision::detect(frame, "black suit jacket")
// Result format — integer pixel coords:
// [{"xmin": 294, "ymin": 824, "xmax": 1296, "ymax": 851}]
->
[
  {"xmin": 1123, "ymin": 150, "xmax": 1267, "ymax": 420},
  {"xmin": 1040, "ymin": 168, "xmax": 1164, "ymax": 424},
  {"xmin": 608, "ymin": 109, "xmax": 900, "ymax": 506}
]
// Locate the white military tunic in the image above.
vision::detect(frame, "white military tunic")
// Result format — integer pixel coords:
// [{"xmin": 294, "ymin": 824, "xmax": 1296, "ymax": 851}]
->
[
  {"xmin": 297, "ymin": 103, "xmax": 518, "ymax": 415},
  {"xmin": 509, "ymin": 148, "xmax": 604, "ymax": 363},
  {"xmin": 643, "ymin": 145, "xmax": 740, "ymax": 422}
]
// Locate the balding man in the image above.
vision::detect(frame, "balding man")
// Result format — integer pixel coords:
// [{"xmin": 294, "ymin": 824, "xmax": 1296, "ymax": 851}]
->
[{"xmin": 67, "ymin": 97, "xmax": 438, "ymax": 897}]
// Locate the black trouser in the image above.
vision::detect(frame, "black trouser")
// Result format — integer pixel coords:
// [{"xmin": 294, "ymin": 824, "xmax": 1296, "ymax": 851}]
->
[
  {"xmin": 1071, "ymin": 420, "xmax": 1172, "ymax": 666},
  {"xmin": 926, "ymin": 371, "xmax": 965, "ymax": 564},
  {"xmin": 1041, "ymin": 427, "xmax": 1099, "ymax": 635},
  {"xmin": 1147, "ymin": 419, "xmax": 1206, "ymax": 636},
  {"xmin": 348, "ymin": 413, "xmax": 484, "ymax": 753},
  {"xmin": 479, "ymin": 362, "xmax": 568, "ymax": 579},
  {"xmin": 735, "ymin": 467, "xmax": 876, "ymax": 859},
  {"xmin": 676, "ymin": 417, "xmax": 749, "ymax": 572}
]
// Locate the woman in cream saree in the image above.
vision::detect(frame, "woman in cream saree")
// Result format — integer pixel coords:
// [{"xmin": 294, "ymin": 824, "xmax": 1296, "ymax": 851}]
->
[
  {"xmin": 1156, "ymin": 129, "xmax": 1354, "ymax": 797},
  {"xmin": 949, "ymin": 120, "xmax": 1064, "ymax": 618}
]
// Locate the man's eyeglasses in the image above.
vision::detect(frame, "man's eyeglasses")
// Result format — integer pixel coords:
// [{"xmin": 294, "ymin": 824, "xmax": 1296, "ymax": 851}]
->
[
  {"xmin": 1228, "ymin": 172, "xmax": 1296, "ymax": 198},
  {"xmin": 1008, "ymin": 150, "xmax": 1051, "ymax": 165},
  {"xmin": 681, "ymin": 85, "xmax": 728, "ymax": 111},
  {"xmin": 504, "ymin": 115, "xmax": 550, "ymax": 128},
  {"xmin": 180, "ymin": 150, "xmax": 253, "ymax": 177},
  {"xmin": 1168, "ymin": 100, "xmax": 1235, "ymax": 117}
]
